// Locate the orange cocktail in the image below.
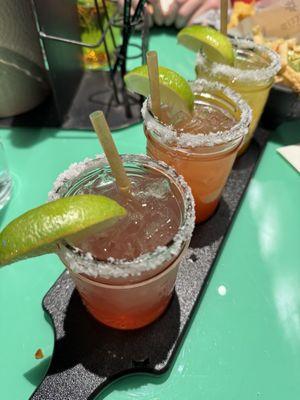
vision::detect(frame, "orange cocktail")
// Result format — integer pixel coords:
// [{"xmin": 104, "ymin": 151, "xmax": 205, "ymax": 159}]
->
[
  {"xmin": 51, "ymin": 154, "xmax": 195, "ymax": 330},
  {"xmin": 143, "ymin": 79, "xmax": 251, "ymax": 223}
]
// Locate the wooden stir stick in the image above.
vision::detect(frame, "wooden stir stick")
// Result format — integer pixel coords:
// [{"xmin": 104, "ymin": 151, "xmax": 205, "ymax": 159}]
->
[
  {"xmin": 89, "ymin": 111, "xmax": 131, "ymax": 193},
  {"xmin": 146, "ymin": 51, "xmax": 161, "ymax": 119},
  {"xmin": 220, "ymin": 0, "xmax": 228, "ymax": 36}
]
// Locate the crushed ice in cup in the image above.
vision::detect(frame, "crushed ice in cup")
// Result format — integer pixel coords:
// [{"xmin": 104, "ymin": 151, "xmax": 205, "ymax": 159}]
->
[
  {"xmin": 72, "ymin": 172, "xmax": 181, "ymax": 261},
  {"xmin": 49, "ymin": 154, "xmax": 196, "ymax": 278},
  {"xmin": 133, "ymin": 177, "xmax": 172, "ymax": 200},
  {"xmin": 158, "ymin": 101, "xmax": 236, "ymax": 136}
]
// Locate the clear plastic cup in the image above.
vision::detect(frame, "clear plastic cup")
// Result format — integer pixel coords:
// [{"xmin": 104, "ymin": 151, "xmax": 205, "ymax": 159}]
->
[
  {"xmin": 0, "ymin": 142, "xmax": 12, "ymax": 210},
  {"xmin": 50, "ymin": 154, "xmax": 195, "ymax": 329},
  {"xmin": 196, "ymin": 38, "xmax": 280, "ymax": 154},
  {"xmin": 66, "ymin": 241, "xmax": 189, "ymax": 330},
  {"xmin": 143, "ymin": 79, "xmax": 251, "ymax": 223}
]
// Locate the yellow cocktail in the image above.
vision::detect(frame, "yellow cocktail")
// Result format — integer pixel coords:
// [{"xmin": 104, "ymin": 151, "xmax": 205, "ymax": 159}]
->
[{"xmin": 196, "ymin": 38, "xmax": 280, "ymax": 154}]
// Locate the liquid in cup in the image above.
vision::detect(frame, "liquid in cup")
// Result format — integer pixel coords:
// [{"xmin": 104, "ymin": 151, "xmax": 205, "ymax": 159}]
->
[
  {"xmin": 50, "ymin": 155, "xmax": 195, "ymax": 329},
  {"xmin": 144, "ymin": 79, "xmax": 251, "ymax": 223},
  {"xmin": 196, "ymin": 38, "xmax": 280, "ymax": 153}
]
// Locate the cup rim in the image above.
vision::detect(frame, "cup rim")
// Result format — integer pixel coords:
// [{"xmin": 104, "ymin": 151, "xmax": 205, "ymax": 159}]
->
[
  {"xmin": 66, "ymin": 241, "xmax": 189, "ymax": 289},
  {"xmin": 49, "ymin": 154, "xmax": 195, "ymax": 279},
  {"xmin": 196, "ymin": 37, "xmax": 281, "ymax": 83},
  {"xmin": 142, "ymin": 79, "xmax": 252, "ymax": 148}
]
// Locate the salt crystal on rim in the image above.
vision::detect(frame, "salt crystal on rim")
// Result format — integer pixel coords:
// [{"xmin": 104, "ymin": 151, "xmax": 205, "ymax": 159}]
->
[
  {"xmin": 196, "ymin": 37, "xmax": 281, "ymax": 84},
  {"xmin": 49, "ymin": 154, "xmax": 195, "ymax": 279},
  {"xmin": 142, "ymin": 79, "xmax": 252, "ymax": 148}
]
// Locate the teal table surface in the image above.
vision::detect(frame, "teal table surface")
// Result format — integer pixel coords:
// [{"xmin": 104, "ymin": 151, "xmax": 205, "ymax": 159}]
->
[{"xmin": 1, "ymin": 29, "xmax": 300, "ymax": 400}]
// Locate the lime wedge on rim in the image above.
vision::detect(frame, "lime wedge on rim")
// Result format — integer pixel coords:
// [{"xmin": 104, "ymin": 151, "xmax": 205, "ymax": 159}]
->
[
  {"xmin": 0, "ymin": 195, "xmax": 126, "ymax": 267},
  {"xmin": 178, "ymin": 26, "xmax": 234, "ymax": 66},
  {"xmin": 125, "ymin": 65, "xmax": 194, "ymax": 113}
]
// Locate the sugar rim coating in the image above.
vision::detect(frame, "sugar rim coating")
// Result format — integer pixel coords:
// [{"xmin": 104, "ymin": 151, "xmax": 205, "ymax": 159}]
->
[
  {"xmin": 196, "ymin": 37, "xmax": 281, "ymax": 83},
  {"xmin": 142, "ymin": 79, "xmax": 252, "ymax": 147},
  {"xmin": 48, "ymin": 154, "xmax": 195, "ymax": 279}
]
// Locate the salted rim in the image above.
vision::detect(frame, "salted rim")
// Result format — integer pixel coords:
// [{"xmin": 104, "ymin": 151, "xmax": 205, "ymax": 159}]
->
[
  {"xmin": 48, "ymin": 154, "xmax": 195, "ymax": 279},
  {"xmin": 196, "ymin": 37, "xmax": 281, "ymax": 83},
  {"xmin": 142, "ymin": 78, "xmax": 252, "ymax": 148}
]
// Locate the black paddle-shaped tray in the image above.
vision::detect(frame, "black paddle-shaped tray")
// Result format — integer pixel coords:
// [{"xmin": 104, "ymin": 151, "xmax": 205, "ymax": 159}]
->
[{"xmin": 30, "ymin": 129, "xmax": 269, "ymax": 400}]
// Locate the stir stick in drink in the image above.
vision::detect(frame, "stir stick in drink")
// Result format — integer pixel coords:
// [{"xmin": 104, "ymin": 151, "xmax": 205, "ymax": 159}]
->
[
  {"xmin": 146, "ymin": 51, "xmax": 161, "ymax": 120},
  {"xmin": 220, "ymin": 0, "xmax": 228, "ymax": 36},
  {"xmin": 89, "ymin": 111, "xmax": 131, "ymax": 193}
]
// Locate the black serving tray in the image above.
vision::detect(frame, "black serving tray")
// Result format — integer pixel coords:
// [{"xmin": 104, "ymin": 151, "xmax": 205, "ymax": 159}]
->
[
  {"xmin": 261, "ymin": 84, "xmax": 300, "ymax": 130},
  {"xmin": 30, "ymin": 128, "xmax": 269, "ymax": 400}
]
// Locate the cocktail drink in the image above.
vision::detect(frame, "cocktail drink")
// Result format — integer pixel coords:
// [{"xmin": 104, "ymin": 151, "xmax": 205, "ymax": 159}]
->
[
  {"xmin": 143, "ymin": 79, "xmax": 251, "ymax": 223},
  {"xmin": 77, "ymin": 0, "xmax": 120, "ymax": 70},
  {"xmin": 196, "ymin": 38, "xmax": 280, "ymax": 153},
  {"xmin": 51, "ymin": 154, "xmax": 195, "ymax": 329}
]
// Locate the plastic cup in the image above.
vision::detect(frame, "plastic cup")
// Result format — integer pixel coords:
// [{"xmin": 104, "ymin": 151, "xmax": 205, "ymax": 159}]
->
[
  {"xmin": 50, "ymin": 154, "xmax": 195, "ymax": 329},
  {"xmin": 196, "ymin": 38, "xmax": 280, "ymax": 154},
  {"xmin": 143, "ymin": 79, "xmax": 251, "ymax": 223}
]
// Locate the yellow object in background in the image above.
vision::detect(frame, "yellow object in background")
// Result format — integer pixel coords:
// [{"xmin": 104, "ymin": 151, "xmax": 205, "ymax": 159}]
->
[
  {"xmin": 228, "ymin": 1, "xmax": 255, "ymax": 29},
  {"xmin": 253, "ymin": 26, "xmax": 300, "ymax": 92},
  {"xmin": 77, "ymin": 0, "xmax": 121, "ymax": 70}
]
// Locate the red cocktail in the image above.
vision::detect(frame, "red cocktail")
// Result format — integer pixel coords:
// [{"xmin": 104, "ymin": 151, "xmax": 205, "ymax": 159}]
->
[{"xmin": 51, "ymin": 154, "xmax": 195, "ymax": 329}]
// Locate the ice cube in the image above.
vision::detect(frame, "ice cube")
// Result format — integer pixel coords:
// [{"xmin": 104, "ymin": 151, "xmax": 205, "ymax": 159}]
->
[{"xmin": 140, "ymin": 178, "xmax": 172, "ymax": 200}]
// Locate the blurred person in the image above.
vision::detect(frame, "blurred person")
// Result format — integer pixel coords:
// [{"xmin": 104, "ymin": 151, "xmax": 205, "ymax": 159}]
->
[
  {"xmin": 119, "ymin": 0, "xmax": 219, "ymax": 26},
  {"xmin": 174, "ymin": 0, "xmax": 220, "ymax": 28},
  {"xmin": 119, "ymin": 0, "xmax": 255, "ymax": 28}
]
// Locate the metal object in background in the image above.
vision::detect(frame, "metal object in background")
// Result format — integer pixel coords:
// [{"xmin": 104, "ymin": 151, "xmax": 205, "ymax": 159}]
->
[
  {"xmin": 0, "ymin": 0, "xmax": 49, "ymax": 118},
  {"xmin": 0, "ymin": 0, "xmax": 149, "ymax": 130}
]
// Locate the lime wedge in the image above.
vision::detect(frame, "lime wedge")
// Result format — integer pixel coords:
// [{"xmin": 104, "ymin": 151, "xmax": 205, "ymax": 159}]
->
[
  {"xmin": 125, "ymin": 65, "xmax": 194, "ymax": 113},
  {"xmin": 178, "ymin": 26, "xmax": 234, "ymax": 66},
  {"xmin": 0, "ymin": 195, "xmax": 126, "ymax": 266}
]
